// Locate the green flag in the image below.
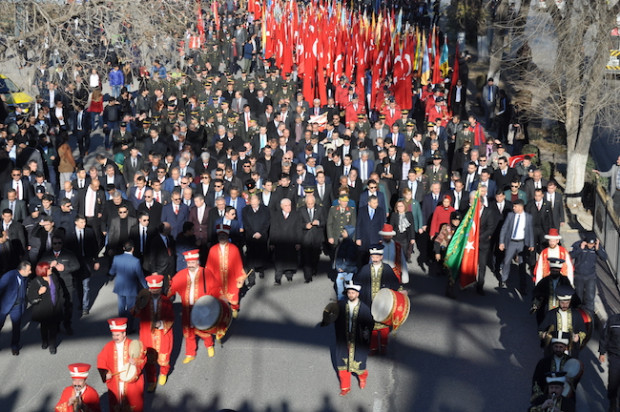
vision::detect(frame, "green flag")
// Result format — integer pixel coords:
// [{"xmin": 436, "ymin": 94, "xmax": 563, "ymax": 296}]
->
[{"xmin": 444, "ymin": 191, "xmax": 480, "ymax": 282}]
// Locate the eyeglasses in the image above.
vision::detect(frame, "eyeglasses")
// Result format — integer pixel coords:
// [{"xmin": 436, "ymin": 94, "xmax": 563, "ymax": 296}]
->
[
  {"xmin": 243, "ymin": 165, "xmax": 251, "ymax": 168},
  {"xmin": 172, "ymin": 198, "xmax": 181, "ymax": 201},
  {"xmin": 368, "ymin": 186, "xmax": 377, "ymax": 189},
  {"xmin": 214, "ymin": 184, "xmax": 223, "ymax": 188},
  {"xmin": 157, "ymin": 171, "xmax": 166, "ymax": 174},
  {"xmin": 511, "ymin": 185, "xmax": 519, "ymax": 188},
  {"xmin": 12, "ymin": 174, "xmax": 20, "ymax": 177},
  {"xmin": 119, "ymin": 210, "xmax": 128, "ymax": 214},
  {"xmin": 180, "ymin": 181, "xmax": 189, "ymax": 185},
  {"xmin": 201, "ymin": 176, "xmax": 209, "ymax": 179},
  {"xmin": 144, "ymin": 195, "xmax": 152, "ymax": 198}
]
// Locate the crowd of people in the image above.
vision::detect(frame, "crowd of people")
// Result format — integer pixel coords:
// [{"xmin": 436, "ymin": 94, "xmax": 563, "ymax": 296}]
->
[{"xmin": 0, "ymin": 1, "xmax": 617, "ymax": 411}]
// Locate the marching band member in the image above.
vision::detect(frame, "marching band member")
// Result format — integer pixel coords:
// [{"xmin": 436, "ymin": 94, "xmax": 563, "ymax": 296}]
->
[
  {"xmin": 132, "ymin": 274, "xmax": 174, "ymax": 392},
  {"xmin": 55, "ymin": 363, "xmax": 100, "ymax": 412},
  {"xmin": 168, "ymin": 249, "xmax": 222, "ymax": 363},
  {"xmin": 97, "ymin": 318, "xmax": 146, "ymax": 412}
]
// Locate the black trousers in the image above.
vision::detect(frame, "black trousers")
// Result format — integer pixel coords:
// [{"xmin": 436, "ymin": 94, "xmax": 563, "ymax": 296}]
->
[
  {"xmin": 40, "ymin": 320, "xmax": 59, "ymax": 349},
  {"xmin": 609, "ymin": 356, "xmax": 620, "ymax": 405}
]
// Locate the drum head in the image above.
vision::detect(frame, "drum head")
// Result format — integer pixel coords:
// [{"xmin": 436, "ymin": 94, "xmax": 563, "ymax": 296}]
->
[
  {"xmin": 134, "ymin": 289, "xmax": 151, "ymax": 311},
  {"xmin": 120, "ymin": 364, "xmax": 137, "ymax": 382},
  {"xmin": 321, "ymin": 302, "xmax": 340, "ymax": 325},
  {"xmin": 128, "ymin": 340, "xmax": 143, "ymax": 359},
  {"xmin": 191, "ymin": 295, "xmax": 222, "ymax": 330},
  {"xmin": 562, "ymin": 358, "xmax": 583, "ymax": 378},
  {"xmin": 371, "ymin": 289, "xmax": 395, "ymax": 324}
]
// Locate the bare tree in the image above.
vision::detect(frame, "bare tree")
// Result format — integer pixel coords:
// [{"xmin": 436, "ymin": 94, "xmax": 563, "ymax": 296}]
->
[
  {"xmin": 499, "ymin": 0, "xmax": 620, "ymax": 209},
  {"xmin": 3, "ymin": 1, "xmax": 197, "ymax": 71}
]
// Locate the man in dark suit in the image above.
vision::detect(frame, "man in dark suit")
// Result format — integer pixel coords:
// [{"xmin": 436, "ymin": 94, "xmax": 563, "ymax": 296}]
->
[
  {"xmin": 450, "ymin": 180, "xmax": 470, "ymax": 214},
  {"xmin": 123, "ymin": 148, "xmax": 144, "ymax": 188},
  {"xmin": 242, "ymin": 194, "xmax": 271, "ymax": 286},
  {"xmin": 160, "ymin": 190, "xmax": 189, "ymax": 238},
  {"xmin": 546, "ymin": 181, "xmax": 565, "ymax": 229},
  {"xmin": 1, "ymin": 209, "xmax": 26, "ymax": 252},
  {"xmin": 75, "ymin": 179, "xmax": 106, "ymax": 247},
  {"xmin": 355, "ymin": 195, "xmax": 386, "ymax": 265},
  {"xmin": 400, "ymin": 169, "xmax": 426, "ymax": 203},
  {"xmin": 40, "ymin": 236, "xmax": 80, "ymax": 334},
  {"xmin": 0, "ymin": 190, "xmax": 28, "ymax": 222},
  {"xmin": 525, "ymin": 188, "xmax": 554, "ymax": 255},
  {"xmin": 471, "ymin": 168, "xmax": 497, "ymax": 199},
  {"xmin": 129, "ymin": 211, "xmax": 156, "ymax": 262},
  {"xmin": 106, "ymin": 205, "xmax": 137, "ymax": 257},
  {"xmin": 109, "ymin": 241, "xmax": 147, "ymax": 332},
  {"xmin": 143, "ymin": 222, "xmax": 176, "ymax": 291},
  {"xmin": 314, "ymin": 172, "xmax": 332, "ymax": 208},
  {"xmin": 73, "ymin": 104, "xmax": 91, "ymax": 158},
  {"xmin": 492, "ymin": 157, "xmax": 519, "ymax": 194},
  {"xmin": 524, "ymin": 169, "xmax": 549, "ymax": 202},
  {"xmin": 299, "ymin": 194, "xmax": 325, "ymax": 283},
  {"xmin": 498, "ymin": 199, "xmax": 535, "ymax": 291},
  {"xmin": 490, "ymin": 191, "xmax": 513, "ymax": 280},
  {"xmin": 188, "ymin": 194, "xmax": 210, "ymax": 253},
  {"xmin": 64, "ymin": 215, "xmax": 100, "ymax": 315},
  {"xmin": 3, "ymin": 168, "xmax": 30, "ymax": 204},
  {"xmin": 475, "ymin": 188, "xmax": 499, "ymax": 295},
  {"xmin": 269, "ymin": 198, "xmax": 301, "ymax": 284},
  {"xmin": 0, "ymin": 261, "xmax": 32, "ymax": 355},
  {"xmin": 136, "ymin": 189, "xmax": 163, "ymax": 230}
]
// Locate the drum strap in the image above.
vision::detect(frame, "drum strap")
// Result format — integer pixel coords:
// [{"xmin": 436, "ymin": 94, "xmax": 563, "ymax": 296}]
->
[{"xmin": 202, "ymin": 268, "xmax": 206, "ymax": 295}]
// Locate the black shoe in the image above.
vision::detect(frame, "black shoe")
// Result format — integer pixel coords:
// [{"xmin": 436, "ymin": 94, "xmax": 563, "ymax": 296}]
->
[
  {"xmin": 274, "ymin": 280, "xmax": 281, "ymax": 286},
  {"xmin": 42, "ymin": 342, "xmax": 49, "ymax": 350},
  {"xmin": 82, "ymin": 310, "xmax": 89, "ymax": 316},
  {"xmin": 11, "ymin": 349, "xmax": 19, "ymax": 356},
  {"xmin": 258, "ymin": 272, "xmax": 264, "ymax": 279},
  {"xmin": 476, "ymin": 287, "xmax": 486, "ymax": 296},
  {"xmin": 498, "ymin": 281, "xmax": 506, "ymax": 289},
  {"xmin": 304, "ymin": 279, "xmax": 312, "ymax": 284},
  {"xmin": 445, "ymin": 288, "xmax": 456, "ymax": 300},
  {"xmin": 65, "ymin": 327, "xmax": 74, "ymax": 336},
  {"xmin": 286, "ymin": 277, "xmax": 293, "ymax": 282},
  {"xmin": 49, "ymin": 347, "xmax": 57, "ymax": 355}
]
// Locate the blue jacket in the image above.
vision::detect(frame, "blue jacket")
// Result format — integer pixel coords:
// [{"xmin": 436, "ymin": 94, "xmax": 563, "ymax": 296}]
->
[
  {"xmin": 570, "ymin": 240, "xmax": 607, "ymax": 276},
  {"xmin": 108, "ymin": 69, "xmax": 125, "ymax": 87},
  {"xmin": 109, "ymin": 252, "xmax": 147, "ymax": 297},
  {"xmin": 0, "ymin": 269, "xmax": 28, "ymax": 316}
]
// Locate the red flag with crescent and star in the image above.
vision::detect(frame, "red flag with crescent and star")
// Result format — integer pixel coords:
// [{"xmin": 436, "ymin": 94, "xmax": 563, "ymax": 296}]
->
[{"xmin": 459, "ymin": 192, "xmax": 481, "ymax": 288}]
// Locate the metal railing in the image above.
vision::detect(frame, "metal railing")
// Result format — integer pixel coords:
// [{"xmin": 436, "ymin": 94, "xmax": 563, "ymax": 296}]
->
[{"xmin": 593, "ymin": 181, "xmax": 620, "ymax": 285}]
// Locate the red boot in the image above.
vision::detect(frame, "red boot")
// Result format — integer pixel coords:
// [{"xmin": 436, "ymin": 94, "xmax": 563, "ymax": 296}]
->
[
  {"xmin": 338, "ymin": 370, "xmax": 351, "ymax": 396},
  {"xmin": 358, "ymin": 370, "xmax": 368, "ymax": 389}
]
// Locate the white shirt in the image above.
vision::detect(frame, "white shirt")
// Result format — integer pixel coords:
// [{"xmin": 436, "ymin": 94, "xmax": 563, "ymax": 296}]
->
[
  {"xmin": 347, "ymin": 300, "xmax": 360, "ymax": 331},
  {"xmin": 197, "ymin": 205, "xmax": 206, "ymax": 222},
  {"xmin": 188, "ymin": 269, "xmax": 199, "ymax": 305},
  {"xmin": 85, "ymin": 187, "xmax": 97, "ymax": 217}
]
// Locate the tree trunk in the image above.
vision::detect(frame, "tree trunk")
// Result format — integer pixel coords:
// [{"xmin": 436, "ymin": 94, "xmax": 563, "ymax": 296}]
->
[{"xmin": 565, "ymin": 150, "xmax": 588, "ymax": 208}]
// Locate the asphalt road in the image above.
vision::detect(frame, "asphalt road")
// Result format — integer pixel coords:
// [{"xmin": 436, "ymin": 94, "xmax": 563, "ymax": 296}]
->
[{"xmin": 0, "ymin": 255, "xmax": 610, "ymax": 412}]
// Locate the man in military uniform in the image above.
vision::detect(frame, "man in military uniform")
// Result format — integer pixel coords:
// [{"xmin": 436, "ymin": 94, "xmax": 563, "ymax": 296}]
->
[
  {"xmin": 326, "ymin": 195, "xmax": 357, "ymax": 258},
  {"xmin": 425, "ymin": 152, "xmax": 449, "ymax": 189},
  {"xmin": 355, "ymin": 114, "xmax": 371, "ymax": 137},
  {"xmin": 352, "ymin": 245, "xmax": 401, "ymax": 355}
]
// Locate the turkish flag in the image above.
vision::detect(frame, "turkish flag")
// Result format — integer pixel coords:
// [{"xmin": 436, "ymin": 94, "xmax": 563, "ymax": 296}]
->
[{"xmin": 459, "ymin": 197, "xmax": 481, "ymax": 288}]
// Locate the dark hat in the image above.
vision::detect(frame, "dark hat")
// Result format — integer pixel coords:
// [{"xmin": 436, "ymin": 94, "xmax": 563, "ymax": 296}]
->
[
  {"xmin": 556, "ymin": 284, "xmax": 575, "ymax": 300},
  {"xmin": 406, "ymin": 120, "xmax": 415, "ymax": 127},
  {"xmin": 548, "ymin": 257, "xmax": 565, "ymax": 269},
  {"xmin": 432, "ymin": 152, "xmax": 442, "ymax": 160},
  {"xmin": 35, "ymin": 186, "xmax": 46, "ymax": 194},
  {"xmin": 435, "ymin": 96, "xmax": 445, "ymax": 103},
  {"xmin": 427, "ymin": 121, "xmax": 435, "ymax": 127},
  {"xmin": 142, "ymin": 119, "xmax": 151, "ymax": 125},
  {"xmin": 106, "ymin": 183, "xmax": 116, "ymax": 191},
  {"xmin": 401, "ymin": 109, "xmax": 409, "ymax": 114},
  {"xmin": 378, "ymin": 114, "xmax": 386, "ymax": 120},
  {"xmin": 462, "ymin": 121, "xmax": 470, "ymax": 127},
  {"xmin": 303, "ymin": 186, "xmax": 315, "ymax": 194},
  {"xmin": 496, "ymin": 143, "xmax": 504, "ymax": 149},
  {"xmin": 584, "ymin": 232, "xmax": 597, "ymax": 244},
  {"xmin": 357, "ymin": 113, "xmax": 366, "ymax": 119},
  {"xmin": 369, "ymin": 244, "xmax": 384, "ymax": 255}
]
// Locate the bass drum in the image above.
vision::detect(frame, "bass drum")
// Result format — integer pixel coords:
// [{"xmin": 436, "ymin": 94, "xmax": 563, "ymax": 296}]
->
[
  {"xmin": 191, "ymin": 295, "xmax": 233, "ymax": 340},
  {"xmin": 561, "ymin": 358, "xmax": 584, "ymax": 398},
  {"xmin": 371, "ymin": 288, "xmax": 410, "ymax": 332}
]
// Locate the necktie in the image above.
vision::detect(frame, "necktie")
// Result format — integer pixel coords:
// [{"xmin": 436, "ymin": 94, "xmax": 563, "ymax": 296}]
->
[
  {"xmin": 155, "ymin": 193, "xmax": 160, "ymax": 203},
  {"xmin": 502, "ymin": 170, "xmax": 506, "ymax": 176},
  {"xmin": 433, "ymin": 195, "xmax": 438, "ymax": 204},
  {"xmin": 54, "ymin": 251, "xmax": 60, "ymax": 258},
  {"xmin": 78, "ymin": 230, "xmax": 84, "ymax": 256},
  {"xmin": 142, "ymin": 227, "xmax": 147, "ymax": 252},
  {"xmin": 512, "ymin": 214, "xmax": 521, "ymax": 239},
  {"xmin": 16, "ymin": 181, "xmax": 21, "ymax": 199},
  {"xmin": 9, "ymin": 202, "xmax": 14, "ymax": 213},
  {"xmin": 318, "ymin": 186, "xmax": 324, "ymax": 199},
  {"xmin": 174, "ymin": 205, "xmax": 179, "ymax": 215},
  {"xmin": 78, "ymin": 112, "xmax": 82, "ymax": 130},
  {"xmin": 132, "ymin": 158, "xmax": 137, "ymax": 168},
  {"xmin": 137, "ymin": 188, "xmax": 142, "ymax": 200},
  {"xmin": 47, "ymin": 233, "xmax": 52, "ymax": 250},
  {"xmin": 309, "ymin": 208, "xmax": 313, "ymax": 221},
  {"xmin": 455, "ymin": 193, "xmax": 460, "ymax": 207},
  {"xmin": 369, "ymin": 208, "xmax": 375, "ymax": 220},
  {"xmin": 537, "ymin": 202, "xmax": 541, "ymax": 211}
]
